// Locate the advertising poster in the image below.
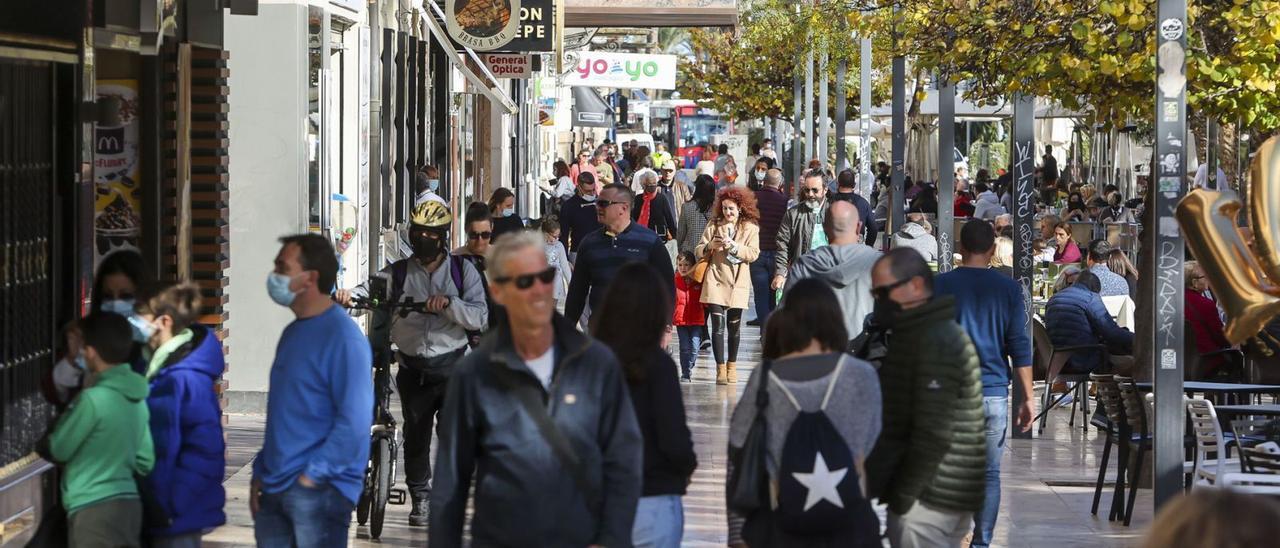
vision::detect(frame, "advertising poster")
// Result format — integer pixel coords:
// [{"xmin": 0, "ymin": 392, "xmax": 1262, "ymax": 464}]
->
[
  {"xmin": 94, "ymin": 80, "xmax": 143, "ymax": 265},
  {"xmin": 566, "ymin": 51, "xmax": 677, "ymax": 90}
]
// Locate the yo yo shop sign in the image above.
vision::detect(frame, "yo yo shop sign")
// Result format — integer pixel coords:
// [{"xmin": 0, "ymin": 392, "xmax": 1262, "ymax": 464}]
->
[{"xmin": 567, "ymin": 52, "xmax": 677, "ymax": 90}]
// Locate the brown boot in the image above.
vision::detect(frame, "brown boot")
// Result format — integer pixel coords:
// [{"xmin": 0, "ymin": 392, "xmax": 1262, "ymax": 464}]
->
[
  {"xmin": 726, "ymin": 361, "xmax": 738, "ymax": 384},
  {"xmin": 716, "ymin": 364, "xmax": 728, "ymax": 385}
]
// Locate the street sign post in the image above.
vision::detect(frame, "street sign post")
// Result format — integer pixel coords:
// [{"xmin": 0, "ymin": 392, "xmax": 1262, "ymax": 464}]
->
[
  {"xmin": 1011, "ymin": 93, "xmax": 1035, "ymax": 440},
  {"xmin": 937, "ymin": 81, "xmax": 955, "ymax": 273}
]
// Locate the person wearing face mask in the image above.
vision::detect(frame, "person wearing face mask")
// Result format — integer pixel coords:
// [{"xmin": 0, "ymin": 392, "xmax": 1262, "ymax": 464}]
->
[
  {"xmin": 632, "ymin": 168, "xmax": 677, "ymax": 244},
  {"xmin": 48, "ymin": 250, "xmax": 153, "ymax": 406},
  {"xmin": 335, "ymin": 202, "xmax": 488, "ymax": 528},
  {"xmin": 252, "ymin": 234, "xmax": 372, "ymax": 546},
  {"xmin": 559, "ymin": 172, "xmax": 604, "ymax": 263},
  {"xmin": 133, "ymin": 282, "xmax": 227, "ymax": 546},
  {"xmin": 657, "ymin": 159, "xmax": 690, "ymax": 222},
  {"xmin": 748, "ymin": 159, "xmax": 769, "ymax": 191},
  {"xmin": 771, "ymin": 170, "xmax": 831, "ymax": 294},
  {"xmin": 866, "ymin": 248, "xmax": 985, "ymax": 548},
  {"xmin": 487, "ymin": 187, "xmax": 524, "ymax": 243},
  {"xmin": 414, "ymin": 165, "xmax": 446, "ymax": 206},
  {"xmin": 830, "ymin": 169, "xmax": 879, "ymax": 247}
]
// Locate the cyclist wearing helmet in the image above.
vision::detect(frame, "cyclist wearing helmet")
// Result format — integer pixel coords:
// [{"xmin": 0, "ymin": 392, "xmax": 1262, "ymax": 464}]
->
[{"xmin": 335, "ymin": 200, "xmax": 488, "ymax": 527}]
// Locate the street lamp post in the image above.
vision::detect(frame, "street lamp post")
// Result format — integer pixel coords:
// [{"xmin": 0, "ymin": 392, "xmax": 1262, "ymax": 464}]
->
[{"xmin": 1153, "ymin": 0, "xmax": 1188, "ymax": 510}]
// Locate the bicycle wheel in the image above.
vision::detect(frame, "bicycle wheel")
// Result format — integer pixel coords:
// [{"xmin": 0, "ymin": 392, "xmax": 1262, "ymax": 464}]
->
[{"xmin": 369, "ymin": 436, "xmax": 392, "ymax": 539}]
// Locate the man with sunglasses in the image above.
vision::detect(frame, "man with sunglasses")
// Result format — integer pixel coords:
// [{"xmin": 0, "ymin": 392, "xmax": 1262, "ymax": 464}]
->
[
  {"xmin": 430, "ymin": 231, "xmax": 642, "ymax": 548},
  {"xmin": 559, "ymin": 172, "xmax": 603, "ymax": 264},
  {"xmin": 771, "ymin": 169, "xmax": 832, "ymax": 293},
  {"xmin": 866, "ymin": 248, "xmax": 985, "ymax": 548},
  {"xmin": 335, "ymin": 201, "xmax": 489, "ymax": 527},
  {"xmin": 564, "ymin": 183, "xmax": 675, "ymax": 327}
]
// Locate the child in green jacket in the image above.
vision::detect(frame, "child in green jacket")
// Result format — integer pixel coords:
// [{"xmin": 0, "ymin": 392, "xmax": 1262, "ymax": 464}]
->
[{"xmin": 42, "ymin": 312, "xmax": 154, "ymax": 547}]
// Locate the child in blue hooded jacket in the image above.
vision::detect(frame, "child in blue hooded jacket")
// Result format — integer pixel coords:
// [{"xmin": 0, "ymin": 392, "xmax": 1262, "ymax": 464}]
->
[{"xmin": 133, "ymin": 282, "xmax": 227, "ymax": 546}]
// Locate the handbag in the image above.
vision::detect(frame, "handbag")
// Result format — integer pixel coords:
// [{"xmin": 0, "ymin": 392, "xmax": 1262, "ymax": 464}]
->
[
  {"xmin": 691, "ymin": 255, "xmax": 711, "ymax": 283},
  {"xmin": 727, "ymin": 359, "xmax": 772, "ymax": 512}
]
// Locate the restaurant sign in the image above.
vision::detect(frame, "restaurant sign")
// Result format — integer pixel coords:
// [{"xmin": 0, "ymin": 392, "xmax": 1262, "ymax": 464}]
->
[
  {"xmin": 445, "ymin": 0, "xmax": 522, "ymax": 51},
  {"xmin": 501, "ymin": 0, "xmax": 555, "ymax": 52},
  {"xmin": 566, "ymin": 52, "xmax": 677, "ymax": 90}
]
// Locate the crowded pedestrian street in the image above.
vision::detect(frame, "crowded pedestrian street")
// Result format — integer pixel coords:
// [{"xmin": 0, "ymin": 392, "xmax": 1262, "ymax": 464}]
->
[
  {"xmin": 202, "ymin": 327, "xmax": 1152, "ymax": 547},
  {"xmin": 7, "ymin": 0, "xmax": 1280, "ymax": 547}
]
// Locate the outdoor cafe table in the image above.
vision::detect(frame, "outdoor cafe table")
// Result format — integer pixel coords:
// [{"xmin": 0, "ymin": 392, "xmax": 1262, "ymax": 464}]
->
[
  {"xmin": 1136, "ymin": 381, "xmax": 1280, "ymax": 405},
  {"xmin": 1213, "ymin": 404, "xmax": 1280, "ymax": 417}
]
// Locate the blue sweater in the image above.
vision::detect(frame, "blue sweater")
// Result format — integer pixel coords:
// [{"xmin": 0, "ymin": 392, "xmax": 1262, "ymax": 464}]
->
[
  {"xmin": 254, "ymin": 305, "xmax": 372, "ymax": 504},
  {"xmin": 564, "ymin": 222, "xmax": 675, "ymax": 324},
  {"xmin": 935, "ymin": 267, "xmax": 1033, "ymax": 397},
  {"xmin": 146, "ymin": 326, "xmax": 226, "ymax": 536}
]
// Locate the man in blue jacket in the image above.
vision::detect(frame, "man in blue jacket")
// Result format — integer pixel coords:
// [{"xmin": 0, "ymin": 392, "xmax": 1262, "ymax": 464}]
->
[
  {"xmin": 564, "ymin": 183, "xmax": 675, "ymax": 326},
  {"xmin": 253, "ymin": 234, "xmax": 372, "ymax": 547},
  {"xmin": 559, "ymin": 172, "xmax": 603, "ymax": 263},
  {"xmin": 1045, "ymin": 270, "xmax": 1135, "ymax": 372},
  {"xmin": 934, "ymin": 220, "xmax": 1034, "ymax": 548}
]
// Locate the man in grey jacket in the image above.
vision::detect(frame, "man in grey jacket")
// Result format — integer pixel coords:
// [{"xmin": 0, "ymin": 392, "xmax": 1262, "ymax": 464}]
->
[
  {"xmin": 771, "ymin": 169, "xmax": 831, "ymax": 292},
  {"xmin": 785, "ymin": 200, "xmax": 882, "ymax": 339},
  {"xmin": 429, "ymin": 231, "xmax": 642, "ymax": 548}
]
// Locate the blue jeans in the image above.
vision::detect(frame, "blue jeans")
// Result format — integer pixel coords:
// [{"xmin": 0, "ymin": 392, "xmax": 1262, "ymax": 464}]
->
[
  {"xmin": 971, "ymin": 396, "xmax": 1008, "ymax": 547},
  {"xmin": 749, "ymin": 250, "xmax": 777, "ymax": 325},
  {"xmin": 255, "ymin": 481, "xmax": 354, "ymax": 547},
  {"xmin": 676, "ymin": 326, "xmax": 702, "ymax": 378},
  {"xmin": 632, "ymin": 495, "xmax": 684, "ymax": 548}
]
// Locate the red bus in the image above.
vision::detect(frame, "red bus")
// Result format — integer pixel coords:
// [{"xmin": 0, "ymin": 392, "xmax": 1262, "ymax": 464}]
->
[{"xmin": 649, "ymin": 100, "xmax": 731, "ymax": 169}]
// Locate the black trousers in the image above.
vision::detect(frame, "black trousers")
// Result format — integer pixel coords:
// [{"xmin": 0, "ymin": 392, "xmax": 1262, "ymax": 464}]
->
[
  {"xmin": 706, "ymin": 304, "xmax": 743, "ymax": 364},
  {"xmin": 397, "ymin": 348, "xmax": 466, "ymax": 501}
]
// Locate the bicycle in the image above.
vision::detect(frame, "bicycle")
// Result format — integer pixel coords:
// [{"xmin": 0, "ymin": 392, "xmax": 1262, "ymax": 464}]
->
[{"xmin": 343, "ymin": 278, "xmax": 428, "ymax": 539}]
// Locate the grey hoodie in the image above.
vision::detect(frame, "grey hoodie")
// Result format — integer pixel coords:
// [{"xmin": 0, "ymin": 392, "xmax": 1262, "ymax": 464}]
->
[
  {"xmin": 784, "ymin": 243, "xmax": 882, "ymax": 339},
  {"xmin": 892, "ymin": 222, "xmax": 939, "ymax": 263}
]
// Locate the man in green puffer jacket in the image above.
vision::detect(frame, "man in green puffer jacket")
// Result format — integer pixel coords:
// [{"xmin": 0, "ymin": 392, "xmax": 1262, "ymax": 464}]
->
[
  {"xmin": 40, "ymin": 312, "xmax": 154, "ymax": 548},
  {"xmin": 866, "ymin": 248, "xmax": 986, "ymax": 548}
]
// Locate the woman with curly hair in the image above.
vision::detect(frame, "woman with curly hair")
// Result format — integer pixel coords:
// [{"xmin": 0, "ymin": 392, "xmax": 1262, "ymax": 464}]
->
[{"xmin": 695, "ymin": 186, "xmax": 761, "ymax": 385}]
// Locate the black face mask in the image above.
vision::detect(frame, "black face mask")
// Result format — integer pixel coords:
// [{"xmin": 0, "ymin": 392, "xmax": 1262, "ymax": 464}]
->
[
  {"xmin": 873, "ymin": 297, "xmax": 902, "ymax": 326},
  {"xmin": 411, "ymin": 233, "xmax": 444, "ymax": 261}
]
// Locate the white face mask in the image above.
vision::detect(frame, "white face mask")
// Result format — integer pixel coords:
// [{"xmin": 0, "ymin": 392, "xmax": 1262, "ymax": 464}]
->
[{"xmin": 755, "ymin": 171, "xmax": 766, "ymax": 180}]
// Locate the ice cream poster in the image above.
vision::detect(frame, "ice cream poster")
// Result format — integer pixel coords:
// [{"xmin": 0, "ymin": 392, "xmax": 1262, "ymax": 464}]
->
[{"xmin": 94, "ymin": 80, "xmax": 143, "ymax": 265}]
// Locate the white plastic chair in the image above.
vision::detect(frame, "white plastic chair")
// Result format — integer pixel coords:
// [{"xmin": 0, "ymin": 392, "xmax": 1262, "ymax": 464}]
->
[
  {"xmin": 1217, "ymin": 472, "xmax": 1280, "ymax": 495},
  {"xmin": 1187, "ymin": 398, "xmax": 1242, "ymax": 487}
]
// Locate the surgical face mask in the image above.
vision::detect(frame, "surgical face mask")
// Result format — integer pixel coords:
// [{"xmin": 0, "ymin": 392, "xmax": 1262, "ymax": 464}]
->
[
  {"xmin": 267, "ymin": 272, "xmax": 300, "ymax": 307},
  {"xmin": 582, "ymin": 193, "xmax": 597, "ymax": 202},
  {"xmin": 427, "ymin": 179, "xmax": 440, "ymax": 192},
  {"xmin": 101, "ymin": 298, "xmax": 135, "ymax": 317},
  {"xmin": 502, "ymin": 207, "xmax": 516, "ymax": 218},
  {"xmin": 74, "ymin": 354, "xmax": 87, "ymax": 371},
  {"xmin": 755, "ymin": 170, "xmax": 766, "ymax": 180},
  {"xmin": 128, "ymin": 315, "xmax": 157, "ymax": 343}
]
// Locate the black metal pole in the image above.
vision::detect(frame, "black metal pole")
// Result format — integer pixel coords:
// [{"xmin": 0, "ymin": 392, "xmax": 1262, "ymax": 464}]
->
[
  {"xmin": 1153, "ymin": 0, "xmax": 1188, "ymax": 510},
  {"xmin": 1011, "ymin": 93, "xmax": 1035, "ymax": 440},
  {"xmin": 890, "ymin": 20, "xmax": 905, "ymax": 237},
  {"xmin": 937, "ymin": 80, "xmax": 955, "ymax": 272},
  {"xmin": 792, "ymin": 58, "xmax": 803, "ymax": 185}
]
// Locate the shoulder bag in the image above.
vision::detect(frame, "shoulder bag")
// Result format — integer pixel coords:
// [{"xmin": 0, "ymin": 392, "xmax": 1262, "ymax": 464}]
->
[{"xmin": 727, "ymin": 359, "xmax": 772, "ymax": 512}]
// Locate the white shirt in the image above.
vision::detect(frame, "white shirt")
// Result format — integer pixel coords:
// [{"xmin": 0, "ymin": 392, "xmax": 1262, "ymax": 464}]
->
[
  {"xmin": 525, "ymin": 346, "xmax": 556, "ymax": 389},
  {"xmin": 415, "ymin": 190, "xmax": 446, "ymax": 206}
]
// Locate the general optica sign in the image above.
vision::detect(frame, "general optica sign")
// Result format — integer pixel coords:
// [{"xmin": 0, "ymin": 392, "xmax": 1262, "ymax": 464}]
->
[{"xmin": 566, "ymin": 52, "xmax": 677, "ymax": 90}]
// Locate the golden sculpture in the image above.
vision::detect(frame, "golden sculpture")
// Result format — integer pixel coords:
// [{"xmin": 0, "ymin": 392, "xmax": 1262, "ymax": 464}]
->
[{"xmin": 1176, "ymin": 135, "xmax": 1280, "ymax": 344}]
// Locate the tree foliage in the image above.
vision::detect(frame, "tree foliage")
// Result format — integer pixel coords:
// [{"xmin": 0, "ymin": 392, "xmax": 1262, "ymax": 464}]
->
[
  {"xmin": 679, "ymin": 0, "xmax": 894, "ymax": 123},
  {"xmin": 906, "ymin": 0, "xmax": 1280, "ymax": 133}
]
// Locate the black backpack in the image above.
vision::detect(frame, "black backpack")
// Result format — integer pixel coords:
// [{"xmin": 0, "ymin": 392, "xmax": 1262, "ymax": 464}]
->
[
  {"xmin": 771, "ymin": 359, "xmax": 879, "ymax": 541},
  {"xmin": 390, "ymin": 255, "xmax": 484, "ymax": 348}
]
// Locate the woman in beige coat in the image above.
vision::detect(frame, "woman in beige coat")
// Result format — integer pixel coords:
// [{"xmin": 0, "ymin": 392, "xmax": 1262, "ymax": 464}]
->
[{"xmin": 696, "ymin": 186, "xmax": 761, "ymax": 385}]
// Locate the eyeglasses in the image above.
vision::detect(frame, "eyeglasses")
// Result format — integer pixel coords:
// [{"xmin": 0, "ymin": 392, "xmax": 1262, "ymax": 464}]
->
[
  {"xmin": 871, "ymin": 277, "xmax": 913, "ymax": 300},
  {"xmin": 468, "ymin": 231, "xmax": 493, "ymax": 240},
  {"xmin": 595, "ymin": 199, "xmax": 624, "ymax": 209},
  {"xmin": 494, "ymin": 267, "xmax": 558, "ymax": 289}
]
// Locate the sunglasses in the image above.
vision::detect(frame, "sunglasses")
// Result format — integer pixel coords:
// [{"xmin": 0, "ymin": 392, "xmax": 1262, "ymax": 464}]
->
[
  {"xmin": 595, "ymin": 199, "xmax": 624, "ymax": 209},
  {"xmin": 871, "ymin": 277, "xmax": 913, "ymax": 300},
  {"xmin": 801, "ymin": 187, "xmax": 823, "ymax": 194},
  {"xmin": 469, "ymin": 231, "xmax": 493, "ymax": 240},
  {"xmin": 494, "ymin": 267, "xmax": 557, "ymax": 289}
]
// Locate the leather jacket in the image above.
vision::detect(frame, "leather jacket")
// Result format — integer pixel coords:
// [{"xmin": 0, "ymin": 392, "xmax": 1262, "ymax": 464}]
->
[
  {"xmin": 774, "ymin": 199, "xmax": 830, "ymax": 275},
  {"xmin": 428, "ymin": 314, "xmax": 643, "ymax": 548}
]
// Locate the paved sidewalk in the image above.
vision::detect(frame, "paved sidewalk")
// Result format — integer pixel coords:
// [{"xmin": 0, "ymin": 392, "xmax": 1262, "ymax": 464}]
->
[{"xmin": 205, "ymin": 325, "xmax": 1149, "ymax": 547}]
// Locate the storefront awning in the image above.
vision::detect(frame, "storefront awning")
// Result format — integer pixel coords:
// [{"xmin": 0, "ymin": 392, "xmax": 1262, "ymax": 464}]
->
[
  {"xmin": 572, "ymin": 87, "xmax": 613, "ymax": 128},
  {"xmin": 423, "ymin": 2, "xmax": 518, "ymax": 115}
]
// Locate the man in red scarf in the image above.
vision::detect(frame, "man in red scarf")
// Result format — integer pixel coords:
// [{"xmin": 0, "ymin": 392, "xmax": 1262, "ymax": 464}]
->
[{"xmin": 631, "ymin": 168, "xmax": 676, "ymax": 243}]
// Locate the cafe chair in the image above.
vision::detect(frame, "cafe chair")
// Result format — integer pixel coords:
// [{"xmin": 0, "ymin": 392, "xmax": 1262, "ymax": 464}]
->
[
  {"xmin": 1090, "ymin": 374, "xmax": 1133, "ymax": 522},
  {"xmin": 1218, "ymin": 437, "xmax": 1280, "ymax": 495},
  {"xmin": 1032, "ymin": 318, "xmax": 1104, "ymax": 435},
  {"xmin": 1230, "ymin": 419, "xmax": 1280, "ymax": 475},
  {"xmin": 1183, "ymin": 320, "xmax": 1246, "ymax": 384},
  {"xmin": 1187, "ymin": 398, "xmax": 1242, "ymax": 489}
]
